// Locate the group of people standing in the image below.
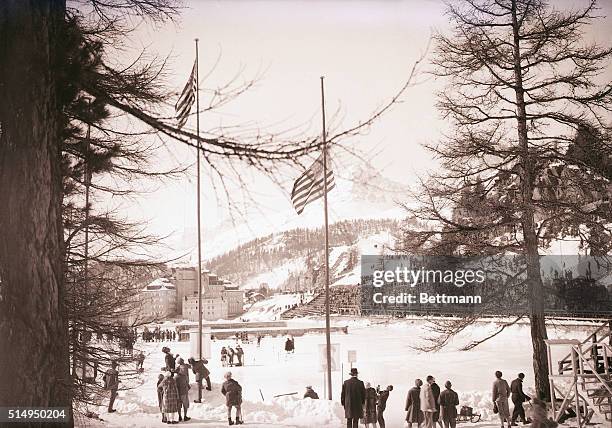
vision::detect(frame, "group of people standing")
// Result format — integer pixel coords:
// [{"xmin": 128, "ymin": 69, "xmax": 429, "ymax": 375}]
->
[
  {"xmin": 155, "ymin": 346, "xmax": 211, "ymax": 424},
  {"xmin": 405, "ymin": 376, "xmax": 459, "ymax": 428},
  {"xmin": 143, "ymin": 327, "xmax": 177, "ymax": 342},
  {"xmin": 221, "ymin": 345, "xmax": 244, "ymax": 367},
  {"xmin": 341, "ymin": 367, "xmax": 394, "ymax": 428}
]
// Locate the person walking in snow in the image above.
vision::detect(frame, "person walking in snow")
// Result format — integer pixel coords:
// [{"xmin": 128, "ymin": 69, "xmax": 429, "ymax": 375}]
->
[
  {"xmin": 406, "ymin": 378, "xmax": 424, "ymax": 428},
  {"xmin": 221, "ymin": 371, "xmax": 243, "ymax": 425},
  {"xmin": 511, "ymin": 373, "xmax": 531, "ymax": 425},
  {"xmin": 376, "ymin": 385, "xmax": 393, "ymax": 428},
  {"xmin": 421, "ymin": 376, "xmax": 437, "ymax": 428},
  {"xmin": 493, "ymin": 370, "xmax": 512, "ymax": 428},
  {"xmin": 362, "ymin": 381, "xmax": 378, "ymax": 428},
  {"xmin": 135, "ymin": 351, "xmax": 145, "ymax": 372},
  {"xmin": 341, "ymin": 367, "xmax": 366, "ymax": 428},
  {"xmin": 103, "ymin": 360, "xmax": 119, "ymax": 413},
  {"xmin": 161, "ymin": 371, "xmax": 181, "ymax": 424},
  {"xmin": 439, "ymin": 381, "xmax": 459, "ymax": 428}
]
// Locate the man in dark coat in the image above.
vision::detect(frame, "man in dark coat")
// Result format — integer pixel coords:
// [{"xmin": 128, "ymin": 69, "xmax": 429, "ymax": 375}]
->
[
  {"xmin": 511, "ymin": 373, "xmax": 531, "ymax": 425},
  {"xmin": 439, "ymin": 381, "xmax": 459, "ymax": 428},
  {"xmin": 221, "ymin": 371, "xmax": 243, "ymax": 425},
  {"xmin": 377, "ymin": 385, "xmax": 393, "ymax": 428},
  {"xmin": 341, "ymin": 367, "xmax": 366, "ymax": 428},
  {"xmin": 430, "ymin": 376, "xmax": 443, "ymax": 428},
  {"xmin": 103, "ymin": 360, "xmax": 119, "ymax": 413},
  {"xmin": 189, "ymin": 356, "xmax": 212, "ymax": 403}
]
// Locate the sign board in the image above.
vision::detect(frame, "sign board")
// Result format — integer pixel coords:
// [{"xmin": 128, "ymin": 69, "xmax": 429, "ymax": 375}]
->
[
  {"xmin": 188, "ymin": 327, "xmax": 212, "ymax": 360},
  {"xmin": 347, "ymin": 350, "xmax": 357, "ymax": 363},
  {"xmin": 318, "ymin": 343, "xmax": 340, "ymax": 372}
]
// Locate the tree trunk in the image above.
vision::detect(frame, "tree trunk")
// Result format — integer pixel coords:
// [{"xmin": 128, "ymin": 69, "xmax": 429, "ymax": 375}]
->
[
  {"xmin": 0, "ymin": 1, "xmax": 72, "ymax": 425},
  {"xmin": 510, "ymin": 0, "xmax": 550, "ymax": 400}
]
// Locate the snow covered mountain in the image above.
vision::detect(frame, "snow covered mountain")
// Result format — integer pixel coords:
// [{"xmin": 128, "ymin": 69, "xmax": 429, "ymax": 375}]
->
[{"xmin": 171, "ymin": 166, "xmax": 411, "ymax": 263}]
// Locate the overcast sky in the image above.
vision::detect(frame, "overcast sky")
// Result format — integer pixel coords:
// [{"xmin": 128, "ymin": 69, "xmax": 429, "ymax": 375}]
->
[{"xmin": 103, "ymin": 0, "xmax": 612, "ymax": 260}]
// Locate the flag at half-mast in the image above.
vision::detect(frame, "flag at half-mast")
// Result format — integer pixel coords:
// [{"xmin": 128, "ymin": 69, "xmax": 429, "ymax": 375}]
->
[
  {"xmin": 175, "ymin": 61, "xmax": 197, "ymax": 128},
  {"xmin": 291, "ymin": 152, "xmax": 335, "ymax": 215}
]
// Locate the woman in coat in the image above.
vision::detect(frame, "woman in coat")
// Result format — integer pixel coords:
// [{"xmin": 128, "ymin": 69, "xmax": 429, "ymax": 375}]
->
[
  {"xmin": 174, "ymin": 368, "xmax": 191, "ymax": 422},
  {"xmin": 362, "ymin": 382, "xmax": 378, "ymax": 428},
  {"xmin": 406, "ymin": 379, "xmax": 424, "ymax": 428},
  {"xmin": 161, "ymin": 371, "xmax": 181, "ymax": 424},
  {"xmin": 439, "ymin": 381, "xmax": 459, "ymax": 428}
]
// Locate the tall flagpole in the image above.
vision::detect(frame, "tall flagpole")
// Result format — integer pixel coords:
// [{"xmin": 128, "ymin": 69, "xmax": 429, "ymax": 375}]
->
[
  {"xmin": 320, "ymin": 76, "xmax": 333, "ymax": 400},
  {"xmin": 195, "ymin": 38, "xmax": 203, "ymax": 365}
]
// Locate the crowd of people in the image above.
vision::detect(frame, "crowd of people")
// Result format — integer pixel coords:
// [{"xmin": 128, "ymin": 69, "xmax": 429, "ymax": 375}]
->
[
  {"xmin": 339, "ymin": 368, "xmax": 539, "ymax": 428},
  {"xmin": 142, "ymin": 327, "xmax": 178, "ymax": 342}
]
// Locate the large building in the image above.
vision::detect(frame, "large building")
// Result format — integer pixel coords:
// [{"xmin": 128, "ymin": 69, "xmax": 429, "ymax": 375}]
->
[
  {"xmin": 181, "ymin": 272, "xmax": 244, "ymax": 322},
  {"xmin": 139, "ymin": 277, "xmax": 177, "ymax": 321}
]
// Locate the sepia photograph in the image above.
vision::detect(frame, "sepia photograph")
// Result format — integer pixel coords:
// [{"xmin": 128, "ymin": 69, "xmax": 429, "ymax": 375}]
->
[{"xmin": 1, "ymin": 0, "xmax": 612, "ymax": 427}]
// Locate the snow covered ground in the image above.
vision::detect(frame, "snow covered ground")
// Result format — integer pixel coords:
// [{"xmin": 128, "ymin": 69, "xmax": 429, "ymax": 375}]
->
[{"xmin": 77, "ymin": 318, "xmax": 602, "ymax": 428}]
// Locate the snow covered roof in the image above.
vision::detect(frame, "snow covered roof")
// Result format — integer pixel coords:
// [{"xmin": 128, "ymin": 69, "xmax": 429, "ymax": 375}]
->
[{"xmin": 143, "ymin": 277, "xmax": 176, "ymax": 292}]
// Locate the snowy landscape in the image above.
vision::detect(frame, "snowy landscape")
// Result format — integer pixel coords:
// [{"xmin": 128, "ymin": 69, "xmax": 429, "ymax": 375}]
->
[{"xmin": 76, "ymin": 294, "xmax": 604, "ymax": 428}]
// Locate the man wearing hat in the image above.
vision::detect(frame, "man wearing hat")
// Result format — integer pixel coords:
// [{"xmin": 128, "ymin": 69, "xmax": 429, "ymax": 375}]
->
[
  {"xmin": 510, "ymin": 373, "xmax": 531, "ymax": 425},
  {"xmin": 341, "ymin": 367, "xmax": 366, "ymax": 428}
]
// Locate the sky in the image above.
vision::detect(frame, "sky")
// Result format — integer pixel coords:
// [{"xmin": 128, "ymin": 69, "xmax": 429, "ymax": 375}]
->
[{"xmin": 100, "ymin": 0, "xmax": 612, "ymax": 261}]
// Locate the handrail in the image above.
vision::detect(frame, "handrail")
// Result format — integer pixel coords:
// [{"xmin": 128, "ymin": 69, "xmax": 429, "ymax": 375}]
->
[
  {"xmin": 559, "ymin": 322, "xmax": 610, "ymax": 369},
  {"xmin": 574, "ymin": 343, "xmax": 612, "ymax": 399}
]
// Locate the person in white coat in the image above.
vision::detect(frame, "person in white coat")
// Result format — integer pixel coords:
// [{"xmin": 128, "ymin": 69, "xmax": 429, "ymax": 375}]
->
[{"xmin": 421, "ymin": 375, "xmax": 437, "ymax": 428}]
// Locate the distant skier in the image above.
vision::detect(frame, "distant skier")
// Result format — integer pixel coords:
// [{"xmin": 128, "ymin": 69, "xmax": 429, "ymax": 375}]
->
[{"xmin": 221, "ymin": 371, "xmax": 243, "ymax": 425}]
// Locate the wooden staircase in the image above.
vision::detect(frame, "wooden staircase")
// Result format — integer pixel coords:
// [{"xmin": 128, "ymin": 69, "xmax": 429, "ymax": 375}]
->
[{"xmin": 547, "ymin": 321, "xmax": 612, "ymax": 427}]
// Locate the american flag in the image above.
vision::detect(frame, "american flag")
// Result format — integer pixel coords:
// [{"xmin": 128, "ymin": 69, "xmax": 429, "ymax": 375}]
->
[
  {"xmin": 175, "ymin": 62, "xmax": 197, "ymax": 128},
  {"xmin": 291, "ymin": 153, "xmax": 335, "ymax": 215}
]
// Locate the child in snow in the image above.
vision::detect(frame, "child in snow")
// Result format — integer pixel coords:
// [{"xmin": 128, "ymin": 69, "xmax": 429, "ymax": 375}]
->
[{"xmin": 221, "ymin": 371, "xmax": 243, "ymax": 425}]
